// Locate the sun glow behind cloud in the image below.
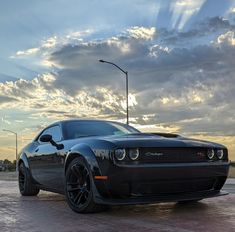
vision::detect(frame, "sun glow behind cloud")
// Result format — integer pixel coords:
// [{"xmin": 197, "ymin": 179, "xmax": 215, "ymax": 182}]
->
[
  {"xmin": 217, "ymin": 31, "xmax": 235, "ymax": 46},
  {"xmin": 127, "ymin": 27, "xmax": 156, "ymax": 40},
  {"xmin": 170, "ymin": 0, "xmax": 206, "ymax": 30},
  {"xmin": 15, "ymin": 48, "xmax": 40, "ymax": 57}
]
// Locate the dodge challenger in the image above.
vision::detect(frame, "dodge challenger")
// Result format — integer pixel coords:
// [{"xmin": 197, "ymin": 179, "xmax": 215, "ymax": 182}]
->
[{"xmin": 18, "ymin": 119, "xmax": 230, "ymax": 213}]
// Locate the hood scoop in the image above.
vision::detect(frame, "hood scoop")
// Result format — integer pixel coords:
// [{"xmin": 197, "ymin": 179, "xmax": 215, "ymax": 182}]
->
[{"xmin": 151, "ymin": 133, "xmax": 180, "ymax": 138}]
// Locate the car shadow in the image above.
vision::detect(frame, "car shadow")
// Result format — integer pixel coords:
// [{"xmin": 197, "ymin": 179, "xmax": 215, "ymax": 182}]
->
[{"xmin": 18, "ymin": 192, "xmax": 210, "ymax": 219}]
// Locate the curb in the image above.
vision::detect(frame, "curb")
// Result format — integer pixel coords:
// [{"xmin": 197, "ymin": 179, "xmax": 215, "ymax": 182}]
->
[{"xmin": 225, "ymin": 178, "xmax": 235, "ymax": 185}]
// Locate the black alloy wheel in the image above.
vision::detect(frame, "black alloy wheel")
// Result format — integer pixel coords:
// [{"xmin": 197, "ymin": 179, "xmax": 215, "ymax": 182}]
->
[
  {"xmin": 18, "ymin": 164, "xmax": 25, "ymax": 192},
  {"xmin": 67, "ymin": 163, "xmax": 90, "ymax": 207},
  {"xmin": 65, "ymin": 157, "xmax": 106, "ymax": 213},
  {"xmin": 18, "ymin": 162, "xmax": 40, "ymax": 196}
]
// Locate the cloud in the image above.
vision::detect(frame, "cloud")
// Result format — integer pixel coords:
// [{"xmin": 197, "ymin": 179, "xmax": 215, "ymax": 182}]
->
[
  {"xmin": 155, "ymin": 17, "xmax": 234, "ymax": 49},
  {"xmin": 12, "ymin": 30, "xmax": 93, "ymax": 60},
  {"xmin": 232, "ymin": 7, "xmax": 235, "ymax": 13},
  {"xmin": 1, "ymin": 17, "xmax": 235, "ymax": 139},
  {"xmin": 41, "ymin": 36, "xmax": 57, "ymax": 49},
  {"xmin": 1, "ymin": 116, "xmax": 11, "ymax": 125},
  {"xmin": 0, "ymin": 73, "xmax": 129, "ymax": 123},
  {"xmin": 217, "ymin": 30, "xmax": 235, "ymax": 46},
  {"xmin": 0, "ymin": 95, "xmax": 18, "ymax": 105},
  {"xmin": 127, "ymin": 27, "xmax": 156, "ymax": 40},
  {"xmin": 15, "ymin": 48, "xmax": 40, "ymax": 56}
]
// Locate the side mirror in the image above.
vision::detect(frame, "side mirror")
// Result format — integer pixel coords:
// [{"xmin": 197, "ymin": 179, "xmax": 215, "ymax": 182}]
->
[
  {"xmin": 40, "ymin": 134, "xmax": 52, "ymax": 143},
  {"xmin": 39, "ymin": 134, "xmax": 64, "ymax": 150}
]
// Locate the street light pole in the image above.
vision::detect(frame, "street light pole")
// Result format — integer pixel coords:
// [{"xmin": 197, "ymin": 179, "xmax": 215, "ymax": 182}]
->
[
  {"xmin": 99, "ymin": 59, "xmax": 129, "ymax": 124},
  {"xmin": 3, "ymin": 129, "xmax": 18, "ymax": 171},
  {"xmin": 126, "ymin": 71, "xmax": 129, "ymax": 125}
]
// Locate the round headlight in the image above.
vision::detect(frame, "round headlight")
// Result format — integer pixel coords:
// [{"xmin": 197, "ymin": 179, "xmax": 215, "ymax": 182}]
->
[
  {"xmin": 129, "ymin": 148, "xmax": 139, "ymax": 160},
  {"xmin": 207, "ymin": 149, "xmax": 215, "ymax": 160},
  {"xmin": 217, "ymin": 149, "xmax": 224, "ymax": 159},
  {"xmin": 114, "ymin": 149, "xmax": 126, "ymax": 161}
]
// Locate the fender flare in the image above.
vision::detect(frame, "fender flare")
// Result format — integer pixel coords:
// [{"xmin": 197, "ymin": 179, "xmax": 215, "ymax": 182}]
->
[
  {"xmin": 18, "ymin": 152, "xmax": 34, "ymax": 181},
  {"xmin": 64, "ymin": 144, "xmax": 109, "ymax": 199},
  {"xmin": 64, "ymin": 144, "xmax": 107, "ymax": 201},
  {"xmin": 64, "ymin": 143, "xmax": 102, "ymax": 176},
  {"xmin": 18, "ymin": 152, "xmax": 30, "ymax": 170}
]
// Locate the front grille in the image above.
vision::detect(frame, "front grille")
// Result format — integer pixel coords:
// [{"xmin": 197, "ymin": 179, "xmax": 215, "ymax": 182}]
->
[
  {"xmin": 139, "ymin": 147, "xmax": 208, "ymax": 163},
  {"xmin": 131, "ymin": 178, "xmax": 215, "ymax": 195}
]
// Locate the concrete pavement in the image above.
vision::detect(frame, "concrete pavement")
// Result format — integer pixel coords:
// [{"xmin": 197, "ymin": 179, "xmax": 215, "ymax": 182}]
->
[{"xmin": 0, "ymin": 179, "xmax": 234, "ymax": 232}]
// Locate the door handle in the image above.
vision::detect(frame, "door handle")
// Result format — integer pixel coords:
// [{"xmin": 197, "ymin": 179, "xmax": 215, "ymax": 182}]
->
[{"xmin": 35, "ymin": 148, "xmax": 39, "ymax": 153}]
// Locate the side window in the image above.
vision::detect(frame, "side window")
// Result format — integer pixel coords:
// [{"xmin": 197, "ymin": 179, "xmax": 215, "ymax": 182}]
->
[
  {"xmin": 39, "ymin": 125, "xmax": 62, "ymax": 143},
  {"xmin": 49, "ymin": 126, "xmax": 62, "ymax": 142}
]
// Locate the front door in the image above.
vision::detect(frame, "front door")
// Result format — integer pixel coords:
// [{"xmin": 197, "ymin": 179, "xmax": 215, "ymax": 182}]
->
[{"xmin": 30, "ymin": 125, "xmax": 65, "ymax": 192}]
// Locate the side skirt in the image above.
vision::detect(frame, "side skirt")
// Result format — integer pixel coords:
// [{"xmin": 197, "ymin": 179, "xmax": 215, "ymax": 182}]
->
[{"xmin": 35, "ymin": 184, "xmax": 65, "ymax": 195}]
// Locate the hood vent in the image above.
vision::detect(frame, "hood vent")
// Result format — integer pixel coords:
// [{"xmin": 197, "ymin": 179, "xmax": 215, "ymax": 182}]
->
[{"xmin": 151, "ymin": 133, "xmax": 180, "ymax": 138}]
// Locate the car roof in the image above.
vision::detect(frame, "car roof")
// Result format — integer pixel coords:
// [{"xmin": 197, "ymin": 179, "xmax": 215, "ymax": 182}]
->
[
  {"xmin": 33, "ymin": 119, "xmax": 139, "ymax": 142},
  {"xmin": 49, "ymin": 119, "xmax": 127, "ymax": 127},
  {"xmin": 33, "ymin": 119, "xmax": 121, "ymax": 140}
]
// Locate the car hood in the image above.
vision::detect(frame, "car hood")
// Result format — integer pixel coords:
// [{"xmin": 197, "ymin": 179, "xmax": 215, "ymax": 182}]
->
[{"xmin": 93, "ymin": 133, "xmax": 226, "ymax": 149}]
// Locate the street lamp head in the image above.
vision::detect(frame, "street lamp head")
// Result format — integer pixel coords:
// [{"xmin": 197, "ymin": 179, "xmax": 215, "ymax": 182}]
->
[
  {"xmin": 99, "ymin": 59, "xmax": 105, "ymax": 63},
  {"xmin": 2, "ymin": 129, "xmax": 17, "ymax": 135}
]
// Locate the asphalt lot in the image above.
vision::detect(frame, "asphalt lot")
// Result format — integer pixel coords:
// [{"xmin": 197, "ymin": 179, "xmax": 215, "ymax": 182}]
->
[{"xmin": 0, "ymin": 176, "xmax": 234, "ymax": 232}]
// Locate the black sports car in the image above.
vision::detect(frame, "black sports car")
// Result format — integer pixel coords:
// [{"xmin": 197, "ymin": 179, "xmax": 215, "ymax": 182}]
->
[{"xmin": 18, "ymin": 119, "xmax": 230, "ymax": 213}]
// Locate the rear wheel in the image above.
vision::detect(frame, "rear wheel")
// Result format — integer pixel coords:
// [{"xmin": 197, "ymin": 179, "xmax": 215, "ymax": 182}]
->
[
  {"xmin": 65, "ymin": 157, "xmax": 106, "ymax": 213},
  {"xmin": 18, "ymin": 162, "xmax": 40, "ymax": 196}
]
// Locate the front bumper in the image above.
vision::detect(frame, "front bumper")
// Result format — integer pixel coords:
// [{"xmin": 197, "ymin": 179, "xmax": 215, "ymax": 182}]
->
[
  {"xmin": 93, "ymin": 161, "xmax": 230, "ymax": 205},
  {"xmin": 94, "ymin": 190, "xmax": 228, "ymax": 205}
]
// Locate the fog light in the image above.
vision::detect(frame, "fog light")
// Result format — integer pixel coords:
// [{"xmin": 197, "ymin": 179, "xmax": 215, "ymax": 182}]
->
[
  {"xmin": 114, "ymin": 149, "xmax": 126, "ymax": 161},
  {"xmin": 207, "ymin": 149, "xmax": 215, "ymax": 160},
  {"xmin": 129, "ymin": 148, "xmax": 139, "ymax": 160},
  {"xmin": 217, "ymin": 149, "xmax": 224, "ymax": 159}
]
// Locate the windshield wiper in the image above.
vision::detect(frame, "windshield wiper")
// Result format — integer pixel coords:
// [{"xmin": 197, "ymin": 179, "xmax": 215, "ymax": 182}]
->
[
  {"xmin": 128, "ymin": 132, "xmax": 153, "ymax": 136},
  {"xmin": 76, "ymin": 135, "xmax": 99, "ymax": 138}
]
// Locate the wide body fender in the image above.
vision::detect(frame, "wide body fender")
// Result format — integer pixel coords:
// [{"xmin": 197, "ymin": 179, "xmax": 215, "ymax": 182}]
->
[
  {"xmin": 64, "ymin": 143, "xmax": 102, "ymax": 176},
  {"xmin": 17, "ymin": 152, "xmax": 39, "ymax": 185},
  {"xmin": 18, "ymin": 152, "xmax": 30, "ymax": 170},
  {"xmin": 64, "ymin": 143, "xmax": 110, "ymax": 199}
]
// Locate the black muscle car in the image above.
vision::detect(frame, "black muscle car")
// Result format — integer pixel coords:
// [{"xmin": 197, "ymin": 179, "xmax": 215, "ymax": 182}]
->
[{"xmin": 18, "ymin": 119, "xmax": 230, "ymax": 213}]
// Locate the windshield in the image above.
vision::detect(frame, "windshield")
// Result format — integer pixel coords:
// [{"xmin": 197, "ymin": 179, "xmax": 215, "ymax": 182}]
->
[{"xmin": 63, "ymin": 120, "xmax": 139, "ymax": 140}]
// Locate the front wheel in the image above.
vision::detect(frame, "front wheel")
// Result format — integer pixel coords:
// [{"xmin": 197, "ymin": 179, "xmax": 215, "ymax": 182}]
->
[{"xmin": 65, "ymin": 157, "xmax": 106, "ymax": 213}]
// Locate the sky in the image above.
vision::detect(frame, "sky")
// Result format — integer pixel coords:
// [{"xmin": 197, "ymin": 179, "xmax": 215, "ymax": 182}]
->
[{"xmin": 0, "ymin": 0, "xmax": 235, "ymax": 161}]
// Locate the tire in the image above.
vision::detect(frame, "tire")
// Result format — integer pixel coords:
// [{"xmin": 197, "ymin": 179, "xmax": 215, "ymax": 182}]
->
[
  {"xmin": 178, "ymin": 199, "xmax": 202, "ymax": 204},
  {"xmin": 65, "ymin": 157, "xmax": 106, "ymax": 213},
  {"xmin": 18, "ymin": 162, "xmax": 40, "ymax": 196}
]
